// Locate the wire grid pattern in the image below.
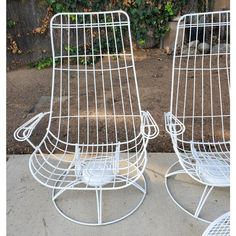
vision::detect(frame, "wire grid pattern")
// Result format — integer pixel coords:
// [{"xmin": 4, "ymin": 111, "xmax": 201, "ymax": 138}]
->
[
  {"xmin": 202, "ymin": 212, "xmax": 230, "ymax": 236},
  {"xmin": 15, "ymin": 11, "xmax": 159, "ymax": 190},
  {"xmin": 165, "ymin": 11, "xmax": 230, "ymax": 186}
]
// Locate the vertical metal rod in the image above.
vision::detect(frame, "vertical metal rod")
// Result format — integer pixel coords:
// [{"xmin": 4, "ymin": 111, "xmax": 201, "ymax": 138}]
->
[{"xmin": 195, "ymin": 185, "xmax": 214, "ymax": 217}]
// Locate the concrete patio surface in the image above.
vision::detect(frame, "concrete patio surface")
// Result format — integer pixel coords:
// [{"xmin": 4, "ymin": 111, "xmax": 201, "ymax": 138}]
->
[{"xmin": 7, "ymin": 153, "xmax": 229, "ymax": 236}]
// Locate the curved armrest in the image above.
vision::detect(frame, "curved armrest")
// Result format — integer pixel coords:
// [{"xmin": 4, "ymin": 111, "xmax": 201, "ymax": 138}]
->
[
  {"xmin": 164, "ymin": 112, "xmax": 185, "ymax": 136},
  {"xmin": 14, "ymin": 112, "xmax": 51, "ymax": 142},
  {"xmin": 141, "ymin": 111, "xmax": 159, "ymax": 139}
]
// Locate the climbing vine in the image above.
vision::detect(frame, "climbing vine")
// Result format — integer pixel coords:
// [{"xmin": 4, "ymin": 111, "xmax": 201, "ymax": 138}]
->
[
  {"xmin": 46, "ymin": 0, "xmax": 189, "ymax": 46},
  {"xmin": 31, "ymin": 0, "xmax": 189, "ymax": 69}
]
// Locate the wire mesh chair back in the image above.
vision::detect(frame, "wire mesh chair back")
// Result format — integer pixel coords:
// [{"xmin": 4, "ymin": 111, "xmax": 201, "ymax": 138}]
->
[
  {"xmin": 169, "ymin": 11, "xmax": 230, "ymax": 152},
  {"xmin": 49, "ymin": 11, "xmax": 142, "ymax": 151}
]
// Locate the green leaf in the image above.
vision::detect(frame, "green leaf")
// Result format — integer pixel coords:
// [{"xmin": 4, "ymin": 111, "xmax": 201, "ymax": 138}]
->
[
  {"xmin": 165, "ymin": 2, "xmax": 174, "ymax": 16},
  {"xmin": 153, "ymin": 7, "xmax": 159, "ymax": 14},
  {"xmin": 55, "ymin": 3, "xmax": 64, "ymax": 12},
  {"xmin": 47, "ymin": 0, "xmax": 56, "ymax": 5},
  {"xmin": 135, "ymin": 0, "xmax": 142, "ymax": 6},
  {"xmin": 138, "ymin": 39, "xmax": 145, "ymax": 46}
]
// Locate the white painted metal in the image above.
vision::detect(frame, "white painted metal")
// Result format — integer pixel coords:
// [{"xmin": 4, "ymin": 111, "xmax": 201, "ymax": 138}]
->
[
  {"xmin": 202, "ymin": 212, "xmax": 230, "ymax": 236},
  {"xmin": 164, "ymin": 11, "xmax": 230, "ymax": 222},
  {"xmin": 14, "ymin": 10, "xmax": 159, "ymax": 225}
]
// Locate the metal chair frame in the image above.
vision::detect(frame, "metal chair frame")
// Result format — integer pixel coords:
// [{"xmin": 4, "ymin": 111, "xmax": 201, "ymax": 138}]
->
[
  {"xmin": 14, "ymin": 10, "xmax": 159, "ymax": 225},
  {"xmin": 164, "ymin": 11, "xmax": 230, "ymax": 223},
  {"xmin": 202, "ymin": 212, "xmax": 230, "ymax": 236}
]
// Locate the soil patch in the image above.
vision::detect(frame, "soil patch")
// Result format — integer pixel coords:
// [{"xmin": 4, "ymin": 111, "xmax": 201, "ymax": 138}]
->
[{"xmin": 7, "ymin": 48, "xmax": 229, "ymax": 154}]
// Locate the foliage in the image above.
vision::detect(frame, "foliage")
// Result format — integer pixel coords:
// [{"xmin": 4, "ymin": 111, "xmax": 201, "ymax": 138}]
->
[
  {"xmin": 7, "ymin": 19, "xmax": 16, "ymax": 29},
  {"xmin": 31, "ymin": 0, "xmax": 189, "ymax": 68},
  {"xmin": 30, "ymin": 57, "xmax": 58, "ymax": 70},
  {"xmin": 47, "ymin": 0, "xmax": 110, "ymax": 13},
  {"xmin": 64, "ymin": 32, "xmax": 122, "ymax": 66},
  {"xmin": 46, "ymin": 0, "xmax": 189, "ymax": 45},
  {"xmin": 123, "ymin": 1, "xmax": 178, "ymax": 46}
]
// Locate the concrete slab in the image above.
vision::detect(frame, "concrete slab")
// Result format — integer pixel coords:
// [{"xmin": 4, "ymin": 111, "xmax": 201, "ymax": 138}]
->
[{"xmin": 7, "ymin": 153, "xmax": 229, "ymax": 236}]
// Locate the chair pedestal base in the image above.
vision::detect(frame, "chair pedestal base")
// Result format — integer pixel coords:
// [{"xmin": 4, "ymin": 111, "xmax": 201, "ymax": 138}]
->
[
  {"xmin": 51, "ymin": 174, "xmax": 146, "ymax": 226},
  {"xmin": 165, "ymin": 161, "xmax": 215, "ymax": 223}
]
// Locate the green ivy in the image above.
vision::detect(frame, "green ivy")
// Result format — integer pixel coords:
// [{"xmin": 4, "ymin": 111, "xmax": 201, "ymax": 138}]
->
[
  {"xmin": 7, "ymin": 19, "xmax": 16, "ymax": 29},
  {"xmin": 30, "ymin": 57, "xmax": 59, "ymax": 70},
  {"xmin": 64, "ymin": 29, "xmax": 123, "ymax": 65},
  {"xmin": 123, "ymin": 0, "xmax": 188, "ymax": 46},
  {"xmin": 46, "ymin": 0, "xmax": 188, "ymax": 45},
  {"xmin": 35, "ymin": 0, "xmax": 189, "ymax": 68},
  {"xmin": 165, "ymin": 2, "xmax": 174, "ymax": 16}
]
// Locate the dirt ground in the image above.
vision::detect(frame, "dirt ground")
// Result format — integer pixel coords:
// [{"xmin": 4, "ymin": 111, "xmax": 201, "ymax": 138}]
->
[
  {"xmin": 7, "ymin": 48, "xmax": 230, "ymax": 154},
  {"xmin": 7, "ymin": 49, "xmax": 174, "ymax": 154}
]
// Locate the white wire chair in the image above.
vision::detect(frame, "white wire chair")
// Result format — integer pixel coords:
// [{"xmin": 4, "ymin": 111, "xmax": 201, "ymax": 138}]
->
[
  {"xmin": 202, "ymin": 212, "xmax": 230, "ymax": 236},
  {"xmin": 164, "ymin": 11, "xmax": 230, "ymax": 222},
  {"xmin": 14, "ymin": 10, "xmax": 159, "ymax": 225}
]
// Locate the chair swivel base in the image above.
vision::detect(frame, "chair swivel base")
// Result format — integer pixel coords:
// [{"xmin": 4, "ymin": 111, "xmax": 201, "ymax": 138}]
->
[
  {"xmin": 52, "ymin": 173, "xmax": 146, "ymax": 226},
  {"xmin": 165, "ymin": 161, "xmax": 216, "ymax": 223}
]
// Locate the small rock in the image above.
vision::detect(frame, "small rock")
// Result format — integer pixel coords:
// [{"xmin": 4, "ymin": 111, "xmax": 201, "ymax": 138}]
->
[
  {"xmin": 188, "ymin": 40, "xmax": 200, "ymax": 48},
  {"xmin": 198, "ymin": 42, "xmax": 210, "ymax": 54},
  {"xmin": 212, "ymin": 43, "xmax": 230, "ymax": 54},
  {"xmin": 176, "ymin": 43, "xmax": 198, "ymax": 55},
  {"xmin": 182, "ymin": 46, "xmax": 197, "ymax": 55},
  {"xmin": 164, "ymin": 46, "xmax": 172, "ymax": 55}
]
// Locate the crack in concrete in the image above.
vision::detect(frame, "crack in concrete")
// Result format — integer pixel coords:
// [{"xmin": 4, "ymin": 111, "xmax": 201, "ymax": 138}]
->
[
  {"xmin": 145, "ymin": 167, "xmax": 165, "ymax": 178},
  {"xmin": 42, "ymin": 217, "xmax": 48, "ymax": 236}
]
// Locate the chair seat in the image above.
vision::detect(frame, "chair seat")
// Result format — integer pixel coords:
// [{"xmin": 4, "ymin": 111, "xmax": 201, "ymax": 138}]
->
[
  {"xmin": 202, "ymin": 212, "xmax": 230, "ymax": 236},
  {"xmin": 196, "ymin": 158, "xmax": 230, "ymax": 185},
  {"xmin": 76, "ymin": 160, "xmax": 116, "ymax": 187}
]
